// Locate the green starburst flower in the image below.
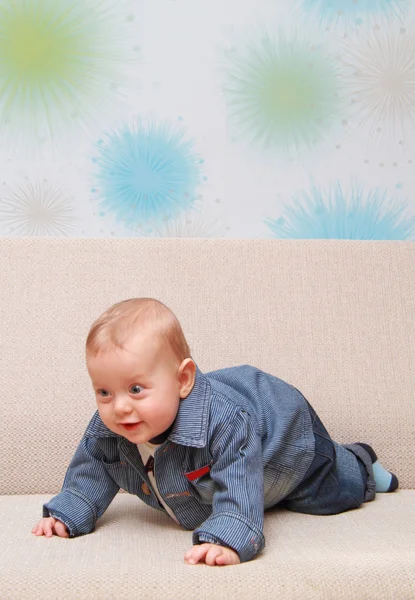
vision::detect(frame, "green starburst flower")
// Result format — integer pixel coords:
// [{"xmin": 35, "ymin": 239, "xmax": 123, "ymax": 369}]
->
[
  {"xmin": 222, "ymin": 30, "xmax": 342, "ymax": 152},
  {"xmin": 0, "ymin": 0, "xmax": 135, "ymax": 149}
]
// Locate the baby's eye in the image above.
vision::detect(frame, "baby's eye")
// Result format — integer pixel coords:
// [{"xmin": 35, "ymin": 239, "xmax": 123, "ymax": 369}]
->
[
  {"xmin": 97, "ymin": 389, "xmax": 110, "ymax": 397},
  {"xmin": 130, "ymin": 385, "xmax": 143, "ymax": 395}
]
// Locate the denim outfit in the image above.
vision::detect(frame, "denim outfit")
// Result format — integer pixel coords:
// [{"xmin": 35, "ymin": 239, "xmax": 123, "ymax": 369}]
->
[
  {"xmin": 281, "ymin": 396, "xmax": 376, "ymax": 514},
  {"xmin": 43, "ymin": 364, "xmax": 375, "ymax": 563}
]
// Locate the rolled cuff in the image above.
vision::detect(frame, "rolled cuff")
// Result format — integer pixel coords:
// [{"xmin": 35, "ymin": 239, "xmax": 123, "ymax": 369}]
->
[
  {"xmin": 343, "ymin": 443, "xmax": 376, "ymax": 502},
  {"xmin": 193, "ymin": 511, "xmax": 265, "ymax": 563},
  {"xmin": 42, "ymin": 488, "xmax": 97, "ymax": 537}
]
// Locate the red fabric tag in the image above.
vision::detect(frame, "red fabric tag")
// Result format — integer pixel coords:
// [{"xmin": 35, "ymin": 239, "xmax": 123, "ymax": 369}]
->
[{"xmin": 184, "ymin": 465, "xmax": 211, "ymax": 481}]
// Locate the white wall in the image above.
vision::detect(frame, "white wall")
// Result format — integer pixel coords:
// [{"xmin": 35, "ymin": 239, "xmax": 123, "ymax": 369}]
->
[{"xmin": 0, "ymin": 0, "xmax": 414, "ymax": 239}]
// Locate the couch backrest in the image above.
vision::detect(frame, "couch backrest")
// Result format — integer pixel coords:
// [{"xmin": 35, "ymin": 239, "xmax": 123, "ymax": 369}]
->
[{"xmin": 1, "ymin": 239, "xmax": 414, "ymax": 494}]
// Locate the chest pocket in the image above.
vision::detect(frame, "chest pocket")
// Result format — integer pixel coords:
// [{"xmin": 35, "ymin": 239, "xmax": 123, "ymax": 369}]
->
[
  {"xmin": 103, "ymin": 459, "xmax": 130, "ymax": 492},
  {"xmin": 263, "ymin": 463, "xmax": 295, "ymax": 509}
]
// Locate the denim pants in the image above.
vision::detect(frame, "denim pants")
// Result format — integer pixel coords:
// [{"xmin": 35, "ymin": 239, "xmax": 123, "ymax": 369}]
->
[{"xmin": 280, "ymin": 399, "xmax": 377, "ymax": 515}]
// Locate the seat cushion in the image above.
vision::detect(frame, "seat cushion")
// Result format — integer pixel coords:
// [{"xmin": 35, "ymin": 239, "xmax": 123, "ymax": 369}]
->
[{"xmin": 2, "ymin": 491, "xmax": 415, "ymax": 599}]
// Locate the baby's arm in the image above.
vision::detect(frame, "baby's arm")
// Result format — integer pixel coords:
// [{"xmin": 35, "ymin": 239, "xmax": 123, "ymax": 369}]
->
[
  {"xmin": 34, "ymin": 421, "xmax": 120, "ymax": 538},
  {"xmin": 32, "ymin": 517, "xmax": 69, "ymax": 538},
  {"xmin": 189, "ymin": 408, "xmax": 265, "ymax": 564}
]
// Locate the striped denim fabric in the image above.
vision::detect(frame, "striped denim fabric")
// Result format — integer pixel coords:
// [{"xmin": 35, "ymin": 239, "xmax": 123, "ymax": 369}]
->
[{"xmin": 43, "ymin": 364, "xmax": 315, "ymax": 563}]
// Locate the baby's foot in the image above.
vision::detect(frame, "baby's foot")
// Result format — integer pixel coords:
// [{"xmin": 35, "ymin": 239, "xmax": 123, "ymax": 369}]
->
[{"xmin": 356, "ymin": 442, "xmax": 399, "ymax": 492}]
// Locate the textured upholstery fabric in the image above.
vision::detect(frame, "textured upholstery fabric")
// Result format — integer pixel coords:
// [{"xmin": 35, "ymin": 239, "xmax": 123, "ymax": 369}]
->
[
  {"xmin": 1, "ymin": 239, "xmax": 414, "ymax": 598},
  {"xmin": 2, "ymin": 492, "xmax": 415, "ymax": 600}
]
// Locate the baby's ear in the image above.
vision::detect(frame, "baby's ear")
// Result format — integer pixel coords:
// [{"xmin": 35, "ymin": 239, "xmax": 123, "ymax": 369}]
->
[{"xmin": 178, "ymin": 358, "xmax": 196, "ymax": 399}]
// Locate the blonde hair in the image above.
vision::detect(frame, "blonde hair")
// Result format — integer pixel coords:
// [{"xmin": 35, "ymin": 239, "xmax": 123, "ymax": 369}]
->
[{"xmin": 85, "ymin": 298, "xmax": 191, "ymax": 365}]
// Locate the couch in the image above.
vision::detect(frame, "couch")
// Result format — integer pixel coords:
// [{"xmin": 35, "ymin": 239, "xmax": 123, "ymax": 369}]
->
[{"xmin": 1, "ymin": 238, "xmax": 414, "ymax": 600}]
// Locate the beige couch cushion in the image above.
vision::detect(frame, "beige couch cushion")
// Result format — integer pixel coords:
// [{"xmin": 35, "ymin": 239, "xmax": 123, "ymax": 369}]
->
[{"xmin": 2, "ymin": 492, "xmax": 415, "ymax": 599}]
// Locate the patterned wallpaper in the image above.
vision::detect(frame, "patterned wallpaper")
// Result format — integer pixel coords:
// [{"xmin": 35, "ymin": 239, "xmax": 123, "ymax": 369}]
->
[{"xmin": 0, "ymin": 0, "xmax": 414, "ymax": 240}]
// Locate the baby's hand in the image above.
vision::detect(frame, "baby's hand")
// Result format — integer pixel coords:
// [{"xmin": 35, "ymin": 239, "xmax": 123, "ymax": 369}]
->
[
  {"xmin": 32, "ymin": 517, "xmax": 69, "ymax": 538},
  {"xmin": 184, "ymin": 543, "xmax": 240, "ymax": 566}
]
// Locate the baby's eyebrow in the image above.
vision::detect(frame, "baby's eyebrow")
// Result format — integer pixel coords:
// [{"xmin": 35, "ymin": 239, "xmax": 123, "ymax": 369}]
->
[
  {"xmin": 89, "ymin": 378, "xmax": 107, "ymax": 386},
  {"xmin": 90, "ymin": 374, "xmax": 146, "ymax": 387}
]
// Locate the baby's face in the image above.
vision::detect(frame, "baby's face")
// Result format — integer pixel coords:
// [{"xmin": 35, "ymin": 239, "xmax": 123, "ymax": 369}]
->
[{"xmin": 86, "ymin": 333, "xmax": 182, "ymax": 444}]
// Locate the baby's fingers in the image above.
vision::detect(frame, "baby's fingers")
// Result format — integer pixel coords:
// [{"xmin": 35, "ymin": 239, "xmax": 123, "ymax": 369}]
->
[
  {"xmin": 31, "ymin": 517, "xmax": 68, "ymax": 538},
  {"xmin": 215, "ymin": 554, "xmax": 228, "ymax": 565},
  {"xmin": 54, "ymin": 520, "xmax": 69, "ymax": 538},
  {"xmin": 32, "ymin": 518, "xmax": 53, "ymax": 536},
  {"xmin": 184, "ymin": 543, "xmax": 210, "ymax": 564},
  {"xmin": 44, "ymin": 520, "xmax": 54, "ymax": 537}
]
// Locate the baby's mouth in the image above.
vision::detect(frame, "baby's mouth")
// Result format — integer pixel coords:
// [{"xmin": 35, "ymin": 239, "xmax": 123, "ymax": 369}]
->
[{"xmin": 120, "ymin": 422, "xmax": 142, "ymax": 431}]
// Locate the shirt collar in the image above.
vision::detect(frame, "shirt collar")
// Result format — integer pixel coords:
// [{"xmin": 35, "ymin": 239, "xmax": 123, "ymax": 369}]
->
[
  {"xmin": 84, "ymin": 363, "xmax": 211, "ymax": 448},
  {"xmin": 168, "ymin": 363, "xmax": 211, "ymax": 447}
]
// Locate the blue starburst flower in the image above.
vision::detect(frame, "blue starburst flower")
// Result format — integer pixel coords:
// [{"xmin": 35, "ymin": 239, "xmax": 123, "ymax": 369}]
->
[
  {"xmin": 299, "ymin": 0, "xmax": 406, "ymax": 25},
  {"xmin": 92, "ymin": 119, "xmax": 204, "ymax": 227},
  {"xmin": 264, "ymin": 182, "xmax": 415, "ymax": 240}
]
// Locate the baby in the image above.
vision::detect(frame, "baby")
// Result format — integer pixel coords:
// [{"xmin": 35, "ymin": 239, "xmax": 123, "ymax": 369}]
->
[{"xmin": 32, "ymin": 298, "xmax": 399, "ymax": 565}]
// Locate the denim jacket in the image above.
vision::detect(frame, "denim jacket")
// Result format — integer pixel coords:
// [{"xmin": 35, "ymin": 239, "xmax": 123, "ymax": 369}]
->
[{"xmin": 43, "ymin": 364, "xmax": 315, "ymax": 562}]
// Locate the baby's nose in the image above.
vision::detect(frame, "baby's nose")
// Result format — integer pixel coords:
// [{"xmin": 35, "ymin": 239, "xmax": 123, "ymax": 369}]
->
[{"xmin": 114, "ymin": 395, "xmax": 133, "ymax": 413}]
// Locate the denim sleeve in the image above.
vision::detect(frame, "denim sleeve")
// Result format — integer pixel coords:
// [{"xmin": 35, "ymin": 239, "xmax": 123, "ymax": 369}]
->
[
  {"xmin": 192, "ymin": 409, "xmax": 265, "ymax": 563},
  {"xmin": 42, "ymin": 436, "xmax": 120, "ymax": 537}
]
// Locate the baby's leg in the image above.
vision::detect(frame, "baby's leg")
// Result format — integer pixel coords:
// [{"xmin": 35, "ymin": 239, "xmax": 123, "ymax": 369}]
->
[
  {"xmin": 280, "ymin": 422, "xmax": 368, "ymax": 515},
  {"xmin": 280, "ymin": 398, "xmax": 394, "ymax": 515}
]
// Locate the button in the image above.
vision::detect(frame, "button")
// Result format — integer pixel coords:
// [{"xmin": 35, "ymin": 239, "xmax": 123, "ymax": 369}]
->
[{"xmin": 141, "ymin": 482, "xmax": 151, "ymax": 495}]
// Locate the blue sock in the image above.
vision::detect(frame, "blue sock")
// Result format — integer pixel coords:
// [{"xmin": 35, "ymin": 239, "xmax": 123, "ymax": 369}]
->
[
  {"xmin": 356, "ymin": 443, "xmax": 399, "ymax": 493},
  {"xmin": 372, "ymin": 461, "xmax": 394, "ymax": 492}
]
